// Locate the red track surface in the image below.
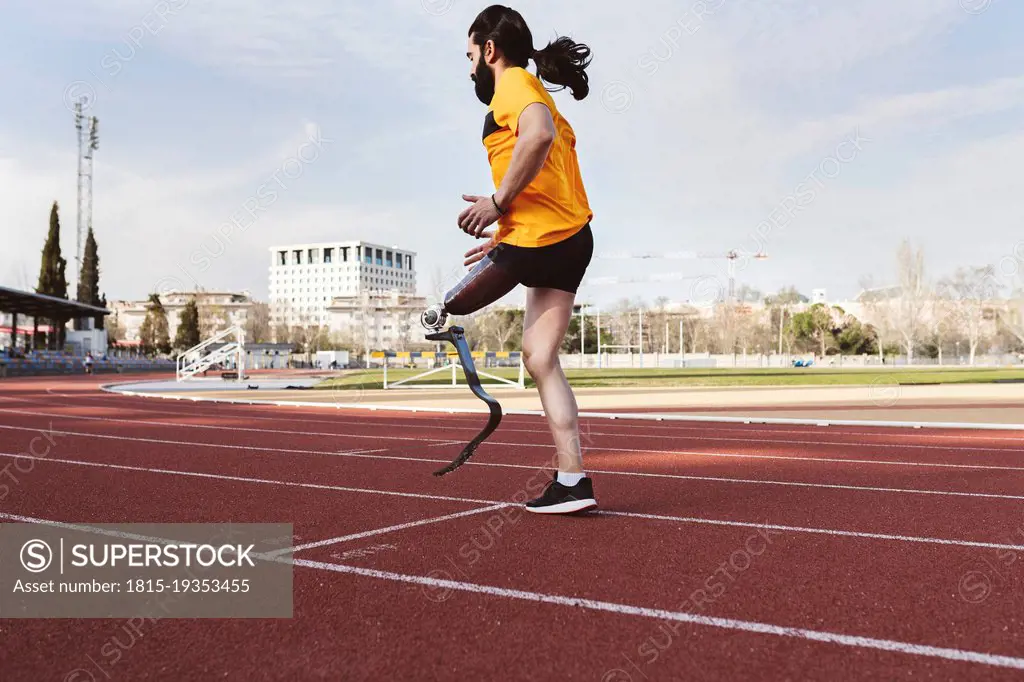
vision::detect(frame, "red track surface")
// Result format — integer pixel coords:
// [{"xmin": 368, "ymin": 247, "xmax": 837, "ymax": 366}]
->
[{"xmin": 2, "ymin": 373, "xmax": 1024, "ymax": 681}]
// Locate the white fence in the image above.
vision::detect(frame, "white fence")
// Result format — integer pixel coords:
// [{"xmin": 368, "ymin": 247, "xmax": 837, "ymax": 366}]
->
[{"xmin": 556, "ymin": 352, "xmax": 1024, "ymax": 370}]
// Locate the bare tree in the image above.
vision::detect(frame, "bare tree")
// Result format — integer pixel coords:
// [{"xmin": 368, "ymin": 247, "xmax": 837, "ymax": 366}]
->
[
  {"xmin": 999, "ymin": 292, "xmax": 1024, "ymax": 350},
  {"xmin": 475, "ymin": 308, "xmax": 524, "ymax": 351},
  {"xmin": 765, "ymin": 286, "xmax": 807, "ymax": 355},
  {"xmin": 608, "ymin": 298, "xmax": 638, "ymax": 352},
  {"xmin": 938, "ymin": 266, "xmax": 998, "ymax": 365},
  {"xmin": 245, "ymin": 301, "xmax": 271, "ymax": 344},
  {"xmin": 893, "ymin": 241, "xmax": 929, "ymax": 363},
  {"xmin": 199, "ymin": 302, "xmax": 230, "ymax": 338},
  {"xmin": 858, "ymin": 276, "xmax": 896, "ymax": 363}
]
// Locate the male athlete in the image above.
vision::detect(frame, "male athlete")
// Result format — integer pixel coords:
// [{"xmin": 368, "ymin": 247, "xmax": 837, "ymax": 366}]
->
[{"xmin": 441, "ymin": 5, "xmax": 597, "ymax": 514}]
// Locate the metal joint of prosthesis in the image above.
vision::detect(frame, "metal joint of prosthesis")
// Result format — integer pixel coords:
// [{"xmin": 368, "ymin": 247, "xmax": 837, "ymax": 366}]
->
[{"xmin": 420, "ymin": 304, "xmax": 503, "ymax": 478}]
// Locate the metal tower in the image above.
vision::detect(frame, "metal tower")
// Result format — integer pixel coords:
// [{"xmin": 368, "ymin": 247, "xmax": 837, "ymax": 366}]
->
[{"xmin": 74, "ymin": 99, "xmax": 99, "ymax": 293}]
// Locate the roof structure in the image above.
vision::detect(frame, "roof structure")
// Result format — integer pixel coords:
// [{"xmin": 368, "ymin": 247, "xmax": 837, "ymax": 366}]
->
[{"xmin": 0, "ymin": 285, "xmax": 110, "ymax": 319}]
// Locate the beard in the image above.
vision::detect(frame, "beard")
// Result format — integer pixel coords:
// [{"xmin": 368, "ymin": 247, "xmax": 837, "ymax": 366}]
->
[{"xmin": 472, "ymin": 58, "xmax": 496, "ymax": 105}]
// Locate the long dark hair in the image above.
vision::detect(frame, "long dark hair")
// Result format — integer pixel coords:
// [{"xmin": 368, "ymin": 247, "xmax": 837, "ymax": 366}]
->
[{"xmin": 468, "ymin": 5, "xmax": 592, "ymax": 101}]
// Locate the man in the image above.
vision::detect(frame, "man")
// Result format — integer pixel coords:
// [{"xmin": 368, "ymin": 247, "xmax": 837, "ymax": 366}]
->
[{"xmin": 440, "ymin": 6, "xmax": 598, "ymax": 514}]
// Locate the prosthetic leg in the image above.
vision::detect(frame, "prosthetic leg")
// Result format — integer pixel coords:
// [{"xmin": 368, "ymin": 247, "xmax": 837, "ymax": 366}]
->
[{"xmin": 421, "ymin": 255, "xmax": 519, "ymax": 477}]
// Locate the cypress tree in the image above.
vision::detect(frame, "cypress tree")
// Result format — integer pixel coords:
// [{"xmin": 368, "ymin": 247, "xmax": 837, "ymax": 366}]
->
[
  {"xmin": 174, "ymin": 298, "xmax": 201, "ymax": 351},
  {"xmin": 96, "ymin": 293, "xmax": 108, "ymax": 331},
  {"xmin": 36, "ymin": 202, "xmax": 69, "ymax": 349},
  {"xmin": 37, "ymin": 202, "xmax": 68, "ymax": 298},
  {"xmin": 76, "ymin": 228, "xmax": 102, "ymax": 330},
  {"xmin": 139, "ymin": 315, "xmax": 155, "ymax": 356},
  {"xmin": 143, "ymin": 294, "xmax": 172, "ymax": 355}
]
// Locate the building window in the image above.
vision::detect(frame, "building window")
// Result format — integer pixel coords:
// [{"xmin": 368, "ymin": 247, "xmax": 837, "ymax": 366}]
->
[
  {"xmin": 375, "ymin": 248, "xmax": 383, "ymax": 266},
  {"xmin": 308, "ymin": 248, "xmax": 319, "ymax": 264},
  {"xmin": 386, "ymin": 251, "xmax": 394, "ymax": 268},
  {"xmin": 278, "ymin": 251, "xmax": 287, "ymax": 266},
  {"xmin": 341, "ymin": 246, "xmax": 349, "ymax": 263},
  {"xmin": 292, "ymin": 250, "xmax": 302, "ymax": 265}
]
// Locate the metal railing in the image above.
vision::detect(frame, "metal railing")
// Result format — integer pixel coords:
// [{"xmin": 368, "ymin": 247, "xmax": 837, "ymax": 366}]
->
[{"xmin": 176, "ymin": 326, "xmax": 246, "ymax": 381}]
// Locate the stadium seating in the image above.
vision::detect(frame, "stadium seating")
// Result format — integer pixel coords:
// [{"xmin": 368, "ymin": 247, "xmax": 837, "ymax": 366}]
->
[{"xmin": 0, "ymin": 349, "xmax": 175, "ymax": 377}]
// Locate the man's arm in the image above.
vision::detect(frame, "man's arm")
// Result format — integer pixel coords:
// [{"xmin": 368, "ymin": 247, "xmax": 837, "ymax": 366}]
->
[
  {"xmin": 493, "ymin": 102, "xmax": 556, "ymax": 211},
  {"xmin": 457, "ymin": 102, "xmax": 557, "ymax": 236}
]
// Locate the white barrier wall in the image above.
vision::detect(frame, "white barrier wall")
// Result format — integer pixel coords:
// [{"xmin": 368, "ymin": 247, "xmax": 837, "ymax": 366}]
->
[{"xmin": 556, "ymin": 353, "xmax": 1024, "ymax": 369}]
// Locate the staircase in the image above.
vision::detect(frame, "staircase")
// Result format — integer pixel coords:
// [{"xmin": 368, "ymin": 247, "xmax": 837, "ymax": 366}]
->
[{"xmin": 176, "ymin": 326, "xmax": 246, "ymax": 382}]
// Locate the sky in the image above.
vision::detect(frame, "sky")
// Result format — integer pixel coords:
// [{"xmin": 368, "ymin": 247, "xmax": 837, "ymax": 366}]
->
[{"xmin": 1, "ymin": 0, "xmax": 1022, "ymax": 309}]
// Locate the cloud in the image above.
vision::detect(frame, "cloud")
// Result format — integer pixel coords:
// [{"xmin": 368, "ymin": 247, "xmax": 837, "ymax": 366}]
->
[{"xmin": 2, "ymin": 0, "xmax": 1022, "ymax": 308}]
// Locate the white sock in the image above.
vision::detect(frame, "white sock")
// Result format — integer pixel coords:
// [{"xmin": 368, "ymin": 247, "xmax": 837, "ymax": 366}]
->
[{"xmin": 557, "ymin": 471, "xmax": 585, "ymax": 487}]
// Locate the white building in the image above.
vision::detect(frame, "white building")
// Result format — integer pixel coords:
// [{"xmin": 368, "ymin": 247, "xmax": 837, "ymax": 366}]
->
[
  {"xmin": 327, "ymin": 291, "xmax": 428, "ymax": 353},
  {"xmin": 268, "ymin": 241, "xmax": 417, "ymax": 329},
  {"xmin": 110, "ymin": 291, "xmax": 254, "ymax": 346}
]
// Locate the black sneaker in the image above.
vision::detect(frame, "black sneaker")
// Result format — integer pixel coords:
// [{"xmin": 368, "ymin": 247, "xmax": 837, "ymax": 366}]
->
[{"xmin": 525, "ymin": 474, "xmax": 598, "ymax": 514}]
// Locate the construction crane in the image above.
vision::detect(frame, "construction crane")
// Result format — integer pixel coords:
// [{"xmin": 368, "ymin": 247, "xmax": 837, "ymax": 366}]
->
[{"xmin": 595, "ymin": 249, "xmax": 769, "ymax": 303}]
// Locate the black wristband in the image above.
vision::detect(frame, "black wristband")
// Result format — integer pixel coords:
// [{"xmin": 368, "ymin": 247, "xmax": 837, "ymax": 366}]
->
[{"xmin": 492, "ymin": 194, "xmax": 506, "ymax": 216}]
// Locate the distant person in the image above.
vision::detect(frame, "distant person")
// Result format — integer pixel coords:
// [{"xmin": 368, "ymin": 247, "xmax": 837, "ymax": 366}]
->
[
  {"xmin": 440, "ymin": 6, "xmax": 597, "ymax": 514},
  {"xmin": 84, "ymin": 353, "xmax": 94, "ymax": 375}
]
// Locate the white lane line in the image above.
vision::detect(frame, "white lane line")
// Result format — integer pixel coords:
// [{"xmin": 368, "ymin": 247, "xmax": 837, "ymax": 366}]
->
[
  {"xmin": 11, "ymin": 396, "xmax": 1024, "ymax": 452},
  {"xmin": 0, "ymin": 451, "xmax": 495, "ymax": 506},
  {"xmin": 266, "ymin": 504, "xmax": 510, "ymax": 558},
  {"xmin": 0, "ymin": 422, "xmax": 393, "ymax": 458},
  {"xmin": 38, "ymin": 390, "xmax": 1024, "ymax": 445},
  {"xmin": 4, "ymin": 451, "xmax": 1024, "ymax": 553},
  {"xmin": 4, "ymin": 408, "xmax": 1024, "ymax": 472},
  {"xmin": 290, "ymin": 558, "xmax": 1024, "ymax": 672},
  {"xmin": 0, "ymin": 423, "xmax": 1020, "ymax": 501},
  {"xmin": 100, "ymin": 384, "xmax": 1024, "ymax": 433},
  {"xmin": 587, "ymin": 470, "xmax": 1024, "ymax": 501},
  {"xmin": 0, "ymin": 512, "xmax": 188, "ymax": 545},
  {"xmin": 596, "ymin": 510, "xmax": 1024, "ymax": 553},
  {"xmin": 4, "ymin": 510, "xmax": 1023, "ymax": 671}
]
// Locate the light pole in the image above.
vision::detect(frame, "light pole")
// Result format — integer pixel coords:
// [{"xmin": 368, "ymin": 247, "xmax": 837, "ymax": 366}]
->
[{"xmin": 579, "ymin": 306, "xmax": 586, "ymax": 369}]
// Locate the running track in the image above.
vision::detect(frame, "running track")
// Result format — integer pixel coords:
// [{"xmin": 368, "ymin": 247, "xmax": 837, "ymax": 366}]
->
[{"xmin": 1, "ymin": 374, "xmax": 1023, "ymax": 681}]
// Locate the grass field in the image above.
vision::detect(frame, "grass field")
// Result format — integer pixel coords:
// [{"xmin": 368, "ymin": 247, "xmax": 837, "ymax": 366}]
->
[{"xmin": 315, "ymin": 365, "xmax": 1024, "ymax": 391}]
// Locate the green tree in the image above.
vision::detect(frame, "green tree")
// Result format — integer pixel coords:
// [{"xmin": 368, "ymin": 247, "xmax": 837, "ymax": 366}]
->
[
  {"xmin": 138, "ymin": 315, "xmax": 155, "ymax": 355},
  {"xmin": 790, "ymin": 303, "xmax": 836, "ymax": 357},
  {"xmin": 174, "ymin": 298, "xmax": 201, "ymax": 351},
  {"xmin": 836, "ymin": 316, "xmax": 877, "ymax": 355},
  {"xmin": 76, "ymin": 227, "xmax": 103, "ymax": 330},
  {"xmin": 140, "ymin": 294, "xmax": 171, "ymax": 355},
  {"xmin": 562, "ymin": 314, "xmax": 609, "ymax": 354},
  {"xmin": 37, "ymin": 202, "xmax": 68, "ymax": 299},
  {"xmin": 36, "ymin": 202, "xmax": 69, "ymax": 348}
]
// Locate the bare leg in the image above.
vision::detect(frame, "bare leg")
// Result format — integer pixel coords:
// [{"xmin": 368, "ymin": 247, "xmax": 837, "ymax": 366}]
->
[{"xmin": 522, "ymin": 287, "xmax": 582, "ymax": 473}]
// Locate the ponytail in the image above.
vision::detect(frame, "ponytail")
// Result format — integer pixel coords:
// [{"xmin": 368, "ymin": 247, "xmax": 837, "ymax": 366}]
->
[{"xmin": 532, "ymin": 37, "xmax": 592, "ymax": 101}]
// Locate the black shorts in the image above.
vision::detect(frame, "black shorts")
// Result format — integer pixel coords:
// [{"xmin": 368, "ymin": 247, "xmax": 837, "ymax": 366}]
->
[{"xmin": 486, "ymin": 224, "xmax": 594, "ymax": 294}]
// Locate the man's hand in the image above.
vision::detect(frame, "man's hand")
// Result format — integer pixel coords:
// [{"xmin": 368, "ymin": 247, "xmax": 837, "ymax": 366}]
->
[
  {"xmin": 464, "ymin": 230, "xmax": 496, "ymax": 266},
  {"xmin": 458, "ymin": 194, "xmax": 502, "ymax": 237}
]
